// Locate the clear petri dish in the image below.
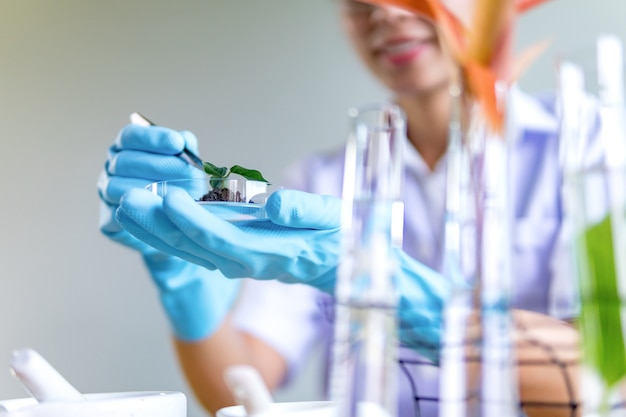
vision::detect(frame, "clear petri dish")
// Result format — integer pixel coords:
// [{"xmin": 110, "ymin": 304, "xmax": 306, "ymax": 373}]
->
[{"xmin": 146, "ymin": 178, "xmax": 273, "ymax": 222}]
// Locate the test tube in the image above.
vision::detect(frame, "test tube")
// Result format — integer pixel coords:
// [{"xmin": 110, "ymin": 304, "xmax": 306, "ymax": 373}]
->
[
  {"xmin": 330, "ymin": 102, "xmax": 406, "ymax": 417},
  {"xmin": 439, "ymin": 82, "xmax": 518, "ymax": 417}
]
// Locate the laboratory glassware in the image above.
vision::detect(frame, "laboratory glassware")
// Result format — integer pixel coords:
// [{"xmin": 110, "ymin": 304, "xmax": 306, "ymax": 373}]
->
[
  {"xmin": 330, "ymin": 102, "xmax": 407, "ymax": 417},
  {"xmin": 438, "ymin": 80, "xmax": 519, "ymax": 417},
  {"xmin": 559, "ymin": 34, "xmax": 626, "ymax": 416}
]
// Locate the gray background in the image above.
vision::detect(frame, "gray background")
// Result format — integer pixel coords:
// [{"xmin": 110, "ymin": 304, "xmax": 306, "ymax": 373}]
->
[{"xmin": 0, "ymin": 0, "xmax": 624, "ymax": 416}]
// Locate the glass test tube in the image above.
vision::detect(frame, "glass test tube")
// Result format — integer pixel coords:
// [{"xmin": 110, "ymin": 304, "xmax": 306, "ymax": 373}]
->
[
  {"xmin": 559, "ymin": 34, "xmax": 626, "ymax": 416},
  {"xmin": 330, "ymin": 102, "xmax": 407, "ymax": 417},
  {"xmin": 439, "ymin": 83, "xmax": 518, "ymax": 417}
]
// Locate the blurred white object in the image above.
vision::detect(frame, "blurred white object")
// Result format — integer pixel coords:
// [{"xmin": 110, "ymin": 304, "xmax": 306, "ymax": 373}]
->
[
  {"xmin": 216, "ymin": 401, "xmax": 334, "ymax": 417},
  {"xmin": 220, "ymin": 365, "xmax": 390, "ymax": 417},
  {"xmin": 223, "ymin": 366, "xmax": 273, "ymax": 416},
  {"xmin": 216, "ymin": 401, "xmax": 394, "ymax": 417},
  {"xmin": 0, "ymin": 392, "xmax": 186, "ymax": 417},
  {"xmin": 1, "ymin": 349, "xmax": 186, "ymax": 417},
  {"xmin": 9, "ymin": 349, "xmax": 83, "ymax": 402}
]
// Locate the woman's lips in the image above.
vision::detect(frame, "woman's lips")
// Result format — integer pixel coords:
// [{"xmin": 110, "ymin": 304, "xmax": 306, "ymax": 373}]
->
[{"xmin": 377, "ymin": 39, "xmax": 432, "ymax": 66}]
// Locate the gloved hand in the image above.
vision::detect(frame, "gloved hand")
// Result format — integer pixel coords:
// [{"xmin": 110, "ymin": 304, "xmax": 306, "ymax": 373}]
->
[
  {"xmin": 115, "ymin": 187, "xmax": 452, "ymax": 356},
  {"xmin": 98, "ymin": 124, "xmax": 240, "ymax": 341},
  {"xmin": 116, "ymin": 187, "xmax": 342, "ymax": 292},
  {"xmin": 395, "ymin": 252, "xmax": 451, "ymax": 361}
]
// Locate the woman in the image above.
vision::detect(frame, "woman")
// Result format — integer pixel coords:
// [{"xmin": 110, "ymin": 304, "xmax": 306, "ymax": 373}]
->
[{"xmin": 98, "ymin": 2, "xmax": 580, "ymax": 416}]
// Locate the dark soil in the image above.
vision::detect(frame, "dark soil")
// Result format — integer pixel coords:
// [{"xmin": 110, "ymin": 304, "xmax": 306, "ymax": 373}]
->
[{"xmin": 198, "ymin": 187, "xmax": 244, "ymax": 202}]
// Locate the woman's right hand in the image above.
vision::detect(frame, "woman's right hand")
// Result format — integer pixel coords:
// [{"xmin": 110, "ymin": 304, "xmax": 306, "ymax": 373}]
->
[
  {"xmin": 98, "ymin": 123, "xmax": 205, "ymax": 252},
  {"xmin": 97, "ymin": 124, "xmax": 240, "ymax": 342}
]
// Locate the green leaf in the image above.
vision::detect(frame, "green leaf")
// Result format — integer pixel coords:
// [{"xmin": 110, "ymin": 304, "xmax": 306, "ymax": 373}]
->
[
  {"xmin": 579, "ymin": 213, "xmax": 626, "ymax": 392},
  {"xmin": 209, "ymin": 176, "xmax": 224, "ymax": 189},
  {"xmin": 203, "ymin": 162, "xmax": 228, "ymax": 178},
  {"xmin": 230, "ymin": 165, "xmax": 269, "ymax": 182},
  {"xmin": 202, "ymin": 161, "xmax": 269, "ymax": 187}
]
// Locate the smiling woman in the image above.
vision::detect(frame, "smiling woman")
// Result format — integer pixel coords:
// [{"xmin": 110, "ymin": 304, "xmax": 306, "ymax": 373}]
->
[
  {"xmin": 339, "ymin": 1, "xmax": 451, "ymax": 102},
  {"xmin": 4, "ymin": 0, "xmax": 625, "ymax": 416},
  {"xmin": 93, "ymin": 0, "xmax": 593, "ymax": 416}
]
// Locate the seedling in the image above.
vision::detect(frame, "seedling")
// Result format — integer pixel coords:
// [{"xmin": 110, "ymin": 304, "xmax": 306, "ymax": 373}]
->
[
  {"xmin": 203, "ymin": 162, "xmax": 268, "ymax": 185},
  {"xmin": 200, "ymin": 162, "xmax": 269, "ymax": 202}
]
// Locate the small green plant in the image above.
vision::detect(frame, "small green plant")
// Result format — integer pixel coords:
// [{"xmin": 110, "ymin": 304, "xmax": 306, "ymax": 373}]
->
[
  {"xmin": 203, "ymin": 162, "xmax": 269, "ymax": 187},
  {"xmin": 199, "ymin": 162, "xmax": 269, "ymax": 202}
]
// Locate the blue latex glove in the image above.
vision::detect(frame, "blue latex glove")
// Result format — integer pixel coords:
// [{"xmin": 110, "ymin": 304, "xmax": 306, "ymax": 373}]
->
[
  {"xmin": 116, "ymin": 187, "xmax": 342, "ymax": 292},
  {"xmin": 98, "ymin": 124, "xmax": 240, "ymax": 341},
  {"xmin": 395, "ymin": 253, "xmax": 451, "ymax": 361},
  {"xmin": 115, "ymin": 187, "xmax": 452, "ymax": 356}
]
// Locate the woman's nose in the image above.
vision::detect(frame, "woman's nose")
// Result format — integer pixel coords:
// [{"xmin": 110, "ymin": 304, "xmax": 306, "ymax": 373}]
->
[{"xmin": 369, "ymin": 5, "xmax": 415, "ymax": 22}]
